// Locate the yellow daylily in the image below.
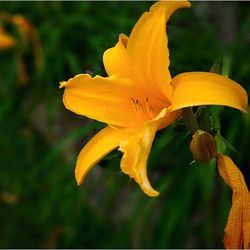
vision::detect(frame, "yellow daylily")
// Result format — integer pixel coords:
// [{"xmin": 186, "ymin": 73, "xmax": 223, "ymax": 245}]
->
[{"xmin": 60, "ymin": 0, "xmax": 248, "ymax": 197}]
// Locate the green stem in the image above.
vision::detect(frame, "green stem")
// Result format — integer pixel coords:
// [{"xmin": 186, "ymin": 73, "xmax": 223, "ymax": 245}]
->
[{"xmin": 182, "ymin": 107, "xmax": 199, "ymax": 135}]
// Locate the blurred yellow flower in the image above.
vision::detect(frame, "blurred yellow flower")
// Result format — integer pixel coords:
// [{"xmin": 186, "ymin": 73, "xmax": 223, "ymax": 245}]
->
[
  {"xmin": 0, "ymin": 27, "xmax": 15, "ymax": 49},
  {"xmin": 11, "ymin": 14, "xmax": 34, "ymax": 38},
  {"xmin": 0, "ymin": 13, "xmax": 43, "ymax": 85}
]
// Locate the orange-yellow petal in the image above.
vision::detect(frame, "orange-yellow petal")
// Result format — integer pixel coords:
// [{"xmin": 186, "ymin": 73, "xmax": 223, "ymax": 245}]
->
[
  {"xmin": 217, "ymin": 154, "xmax": 250, "ymax": 249},
  {"xmin": 127, "ymin": 0, "xmax": 191, "ymax": 100},
  {"xmin": 104, "ymin": 1, "xmax": 191, "ymax": 101},
  {"xmin": 171, "ymin": 72, "xmax": 248, "ymax": 112},
  {"xmin": 0, "ymin": 29, "xmax": 15, "ymax": 50},
  {"xmin": 61, "ymin": 74, "xmax": 143, "ymax": 127},
  {"xmin": 103, "ymin": 33, "xmax": 132, "ymax": 78},
  {"xmin": 75, "ymin": 126, "xmax": 129, "ymax": 185},
  {"xmin": 118, "ymin": 109, "xmax": 170, "ymax": 197},
  {"xmin": 61, "ymin": 73, "xmax": 168, "ymax": 127}
]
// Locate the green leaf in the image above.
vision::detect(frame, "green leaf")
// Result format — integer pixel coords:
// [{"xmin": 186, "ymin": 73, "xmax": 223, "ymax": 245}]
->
[{"xmin": 215, "ymin": 133, "xmax": 238, "ymax": 154}]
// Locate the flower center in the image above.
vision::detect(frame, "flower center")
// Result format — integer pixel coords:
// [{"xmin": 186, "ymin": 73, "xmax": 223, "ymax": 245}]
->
[{"xmin": 130, "ymin": 97, "xmax": 155, "ymax": 122}]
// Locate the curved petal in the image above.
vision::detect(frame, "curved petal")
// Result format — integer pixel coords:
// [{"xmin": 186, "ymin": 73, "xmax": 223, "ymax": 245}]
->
[
  {"xmin": 158, "ymin": 108, "xmax": 181, "ymax": 130},
  {"xmin": 171, "ymin": 72, "xmax": 248, "ymax": 112},
  {"xmin": 118, "ymin": 109, "xmax": 169, "ymax": 197},
  {"xmin": 75, "ymin": 126, "xmax": 129, "ymax": 185},
  {"xmin": 61, "ymin": 74, "xmax": 146, "ymax": 127},
  {"xmin": 103, "ymin": 34, "xmax": 132, "ymax": 77},
  {"xmin": 217, "ymin": 154, "xmax": 250, "ymax": 249},
  {"xmin": 103, "ymin": 1, "xmax": 191, "ymax": 101},
  {"xmin": 61, "ymin": 73, "xmax": 168, "ymax": 127},
  {"xmin": 127, "ymin": 1, "xmax": 191, "ymax": 100}
]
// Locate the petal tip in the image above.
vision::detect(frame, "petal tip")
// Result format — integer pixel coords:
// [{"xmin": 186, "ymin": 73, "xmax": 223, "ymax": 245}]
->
[
  {"xmin": 59, "ymin": 81, "xmax": 67, "ymax": 88},
  {"xmin": 141, "ymin": 182, "xmax": 160, "ymax": 197},
  {"xmin": 146, "ymin": 189, "xmax": 160, "ymax": 197},
  {"xmin": 75, "ymin": 169, "xmax": 84, "ymax": 186}
]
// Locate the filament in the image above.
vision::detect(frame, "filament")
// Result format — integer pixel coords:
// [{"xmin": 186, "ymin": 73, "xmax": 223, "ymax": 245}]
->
[
  {"xmin": 146, "ymin": 97, "xmax": 154, "ymax": 119},
  {"xmin": 131, "ymin": 98, "xmax": 142, "ymax": 122},
  {"xmin": 131, "ymin": 97, "xmax": 155, "ymax": 122},
  {"xmin": 136, "ymin": 99, "xmax": 145, "ymax": 121}
]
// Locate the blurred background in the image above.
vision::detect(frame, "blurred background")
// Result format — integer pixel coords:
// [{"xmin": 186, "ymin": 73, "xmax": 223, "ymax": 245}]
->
[{"xmin": 0, "ymin": 1, "xmax": 250, "ymax": 248}]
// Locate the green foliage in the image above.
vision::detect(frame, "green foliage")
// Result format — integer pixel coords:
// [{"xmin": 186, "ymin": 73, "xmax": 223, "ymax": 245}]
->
[{"xmin": 0, "ymin": 1, "xmax": 249, "ymax": 248}]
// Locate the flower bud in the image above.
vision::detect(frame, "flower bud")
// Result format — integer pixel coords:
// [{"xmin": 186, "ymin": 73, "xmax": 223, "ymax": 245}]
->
[{"xmin": 190, "ymin": 130, "xmax": 217, "ymax": 163}]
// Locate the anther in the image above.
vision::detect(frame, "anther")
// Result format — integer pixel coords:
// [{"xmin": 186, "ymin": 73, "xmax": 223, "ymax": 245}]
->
[{"xmin": 131, "ymin": 98, "xmax": 143, "ymax": 122}]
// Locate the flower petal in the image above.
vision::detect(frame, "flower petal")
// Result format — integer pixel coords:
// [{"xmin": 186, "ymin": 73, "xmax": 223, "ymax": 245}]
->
[
  {"xmin": 217, "ymin": 154, "xmax": 250, "ymax": 249},
  {"xmin": 118, "ymin": 109, "xmax": 169, "ymax": 197},
  {"xmin": 0, "ymin": 29, "xmax": 15, "ymax": 49},
  {"xmin": 128, "ymin": 0, "xmax": 191, "ymax": 100},
  {"xmin": 103, "ymin": 33, "xmax": 132, "ymax": 78},
  {"xmin": 75, "ymin": 126, "xmax": 129, "ymax": 185},
  {"xmin": 61, "ymin": 73, "xmax": 169, "ymax": 127},
  {"xmin": 61, "ymin": 74, "xmax": 138, "ymax": 127},
  {"xmin": 103, "ymin": 1, "xmax": 191, "ymax": 101},
  {"xmin": 171, "ymin": 72, "xmax": 248, "ymax": 112}
]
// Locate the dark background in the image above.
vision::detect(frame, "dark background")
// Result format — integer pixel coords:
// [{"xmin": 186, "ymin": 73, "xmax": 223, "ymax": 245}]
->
[{"xmin": 0, "ymin": 1, "xmax": 250, "ymax": 248}]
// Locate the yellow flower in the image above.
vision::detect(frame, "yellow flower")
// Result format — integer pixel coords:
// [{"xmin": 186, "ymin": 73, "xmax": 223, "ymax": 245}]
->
[
  {"xmin": 60, "ymin": 0, "xmax": 248, "ymax": 197},
  {"xmin": 0, "ymin": 27, "xmax": 15, "ymax": 50}
]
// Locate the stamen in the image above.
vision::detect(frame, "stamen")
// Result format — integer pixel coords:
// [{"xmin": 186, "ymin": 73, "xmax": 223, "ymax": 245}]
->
[
  {"xmin": 131, "ymin": 98, "xmax": 142, "ymax": 122},
  {"xmin": 131, "ymin": 97, "xmax": 155, "ymax": 122},
  {"xmin": 130, "ymin": 97, "xmax": 136, "ymax": 106},
  {"xmin": 136, "ymin": 99, "xmax": 145, "ymax": 121},
  {"xmin": 150, "ymin": 106, "xmax": 154, "ymax": 117},
  {"xmin": 146, "ymin": 97, "xmax": 154, "ymax": 119}
]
